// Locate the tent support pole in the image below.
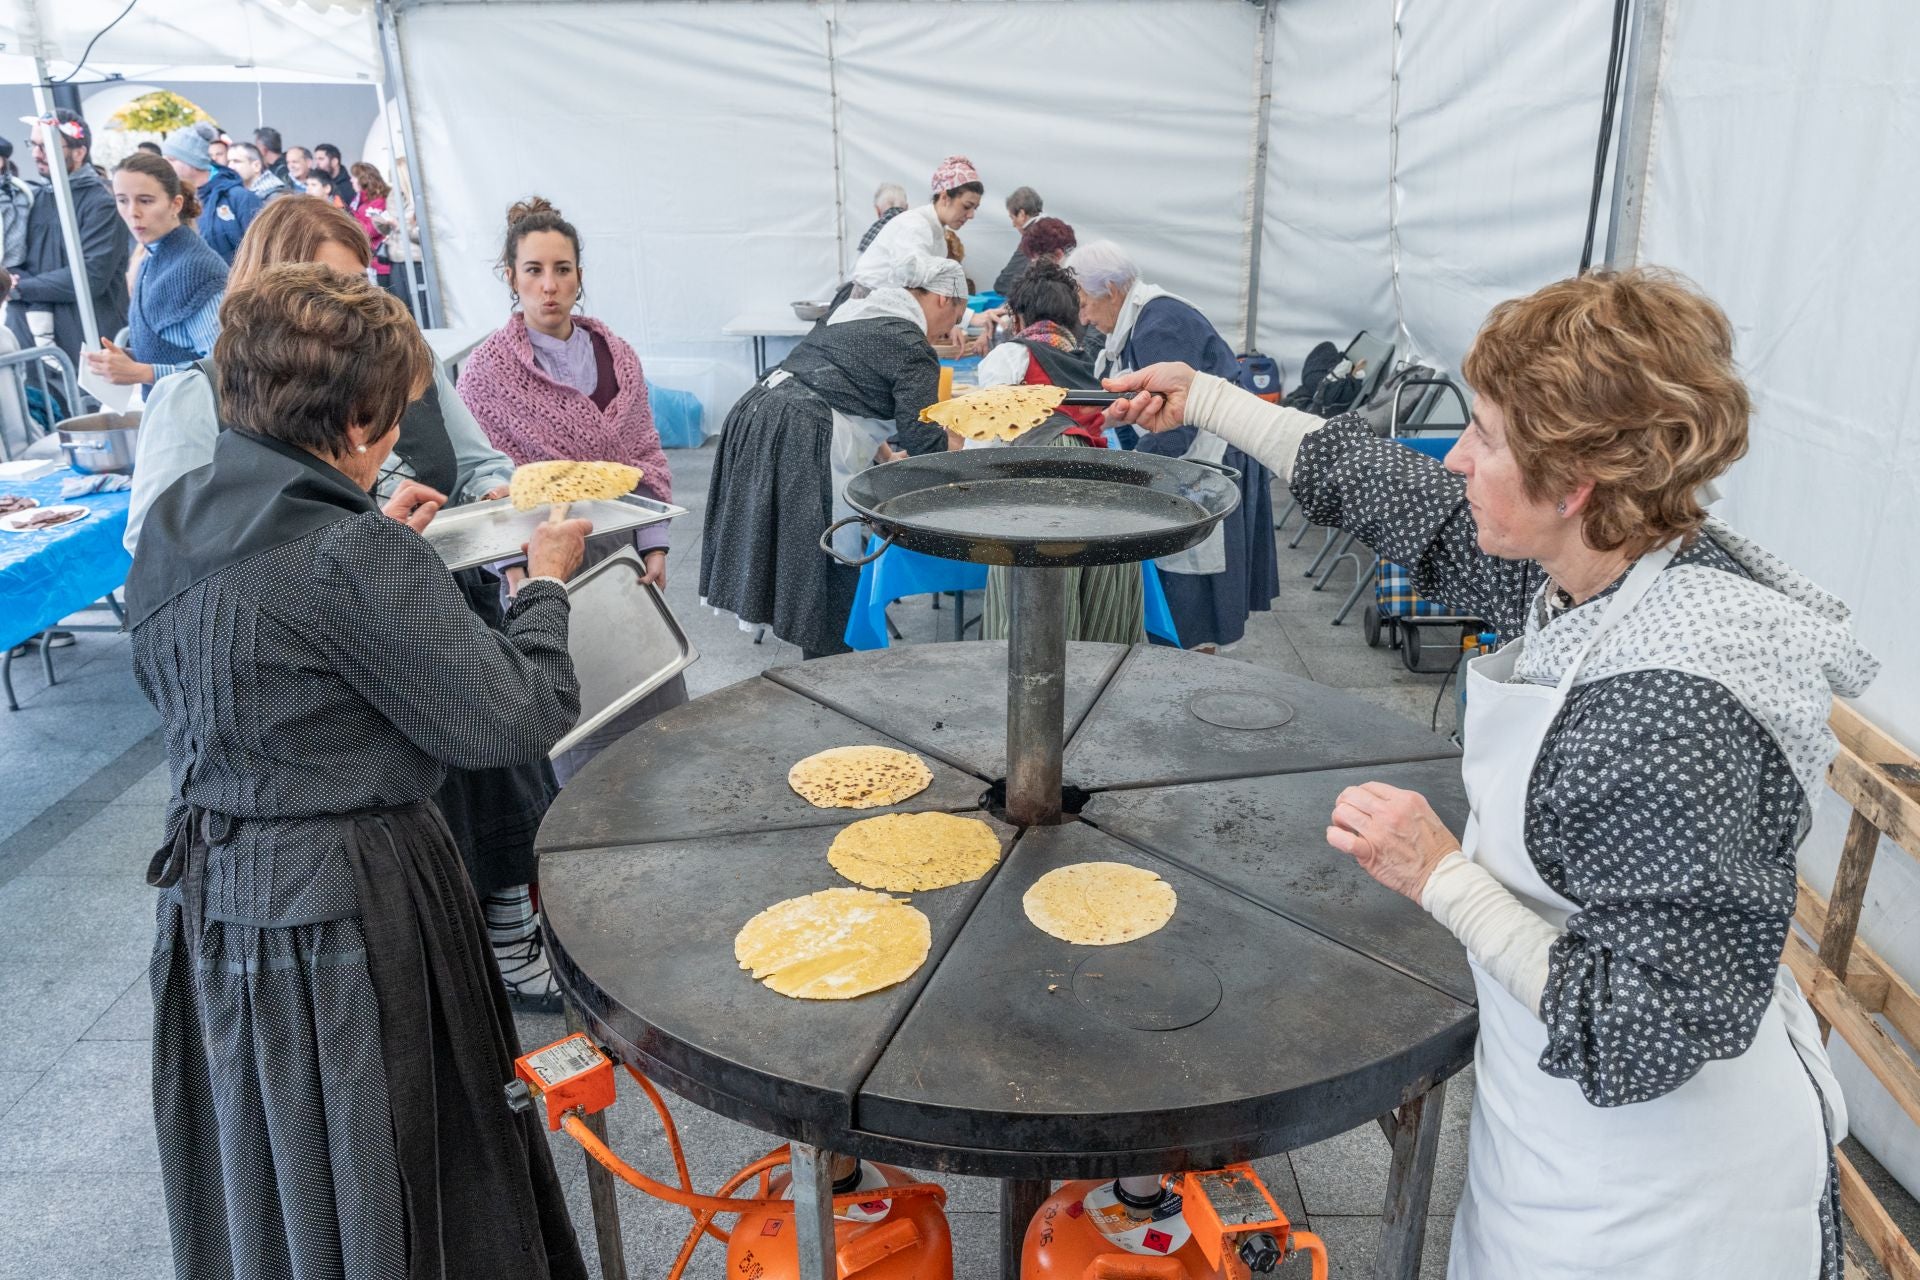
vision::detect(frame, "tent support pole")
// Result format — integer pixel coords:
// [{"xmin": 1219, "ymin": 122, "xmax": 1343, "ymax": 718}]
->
[
  {"xmin": 1603, "ymin": 0, "xmax": 1670, "ymax": 269},
  {"xmin": 1242, "ymin": 0, "xmax": 1279, "ymax": 353},
  {"xmin": 374, "ymin": 0, "xmax": 446, "ymax": 330},
  {"xmin": 28, "ymin": 59, "xmax": 102, "ymax": 356},
  {"xmin": 827, "ymin": 14, "xmax": 848, "ymax": 283}
]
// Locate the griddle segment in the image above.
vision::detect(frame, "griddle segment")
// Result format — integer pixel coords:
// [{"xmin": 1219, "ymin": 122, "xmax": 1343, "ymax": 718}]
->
[
  {"xmin": 537, "ymin": 675, "xmax": 993, "ymax": 852},
  {"xmin": 1065, "ymin": 645, "xmax": 1460, "ymax": 790},
  {"xmin": 1083, "ymin": 760, "xmax": 1476, "ymax": 1003},
  {"xmin": 854, "ymin": 821, "xmax": 1476, "ymax": 1178},
  {"xmin": 765, "ymin": 641, "xmax": 1129, "ymax": 779},
  {"xmin": 543, "ymin": 813, "xmax": 1017, "ymax": 1144}
]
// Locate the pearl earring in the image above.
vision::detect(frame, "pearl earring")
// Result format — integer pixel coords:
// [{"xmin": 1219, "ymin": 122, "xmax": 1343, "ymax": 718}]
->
[{"xmin": 355, "ymin": 445, "xmax": 368, "ymax": 454}]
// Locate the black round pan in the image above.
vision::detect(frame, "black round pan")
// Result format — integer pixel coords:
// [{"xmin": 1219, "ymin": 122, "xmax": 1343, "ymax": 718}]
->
[{"xmin": 828, "ymin": 447, "xmax": 1241, "ymax": 568}]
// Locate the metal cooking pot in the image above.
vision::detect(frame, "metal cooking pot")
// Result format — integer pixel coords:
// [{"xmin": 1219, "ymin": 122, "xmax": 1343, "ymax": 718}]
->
[{"xmin": 57, "ymin": 410, "xmax": 141, "ymax": 475}]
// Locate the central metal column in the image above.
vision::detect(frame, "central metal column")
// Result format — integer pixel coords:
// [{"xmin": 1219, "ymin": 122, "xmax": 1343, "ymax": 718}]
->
[{"xmin": 1006, "ymin": 566, "xmax": 1068, "ymax": 826}]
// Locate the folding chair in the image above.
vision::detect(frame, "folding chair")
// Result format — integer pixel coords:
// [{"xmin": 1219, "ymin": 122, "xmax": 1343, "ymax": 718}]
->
[
  {"xmin": 1274, "ymin": 329, "xmax": 1396, "ymax": 541},
  {"xmin": 1317, "ymin": 377, "xmax": 1470, "ymax": 627}
]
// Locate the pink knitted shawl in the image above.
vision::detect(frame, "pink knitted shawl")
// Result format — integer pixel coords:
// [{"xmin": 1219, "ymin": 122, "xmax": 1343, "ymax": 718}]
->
[{"xmin": 457, "ymin": 313, "xmax": 672, "ymax": 505}]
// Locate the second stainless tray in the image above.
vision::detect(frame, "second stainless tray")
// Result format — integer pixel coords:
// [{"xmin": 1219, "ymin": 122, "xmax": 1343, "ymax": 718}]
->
[
  {"xmin": 552, "ymin": 547, "xmax": 699, "ymax": 759},
  {"xmin": 424, "ymin": 493, "xmax": 688, "ymax": 571}
]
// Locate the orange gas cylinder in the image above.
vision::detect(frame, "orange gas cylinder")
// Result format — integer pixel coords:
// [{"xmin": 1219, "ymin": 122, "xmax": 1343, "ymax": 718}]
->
[
  {"xmin": 1020, "ymin": 1169, "xmax": 1327, "ymax": 1280},
  {"xmin": 726, "ymin": 1159, "xmax": 954, "ymax": 1280}
]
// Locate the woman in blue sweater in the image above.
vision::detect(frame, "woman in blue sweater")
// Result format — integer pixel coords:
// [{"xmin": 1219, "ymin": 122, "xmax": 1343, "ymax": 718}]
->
[{"xmin": 83, "ymin": 151, "xmax": 226, "ymax": 395}]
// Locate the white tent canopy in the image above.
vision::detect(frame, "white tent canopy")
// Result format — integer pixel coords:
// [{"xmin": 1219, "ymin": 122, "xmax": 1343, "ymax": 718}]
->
[
  {"xmin": 6, "ymin": 0, "xmax": 1919, "ymax": 1192},
  {"xmin": 0, "ymin": 0, "xmax": 376, "ymax": 84}
]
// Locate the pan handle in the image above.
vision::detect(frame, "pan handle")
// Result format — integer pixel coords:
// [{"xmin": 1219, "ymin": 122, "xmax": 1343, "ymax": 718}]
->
[
  {"xmin": 1186, "ymin": 457, "xmax": 1242, "ymax": 483},
  {"xmin": 1058, "ymin": 390, "xmax": 1133, "ymax": 407},
  {"xmin": 818, "ymin": 516, "xmax": 897, "ymax": 566}
]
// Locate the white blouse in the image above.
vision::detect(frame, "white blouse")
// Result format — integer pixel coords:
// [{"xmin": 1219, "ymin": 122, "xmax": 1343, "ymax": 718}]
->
[{"xmin": 850, "ymin": 203, "xmax": 945, "ymax": 292}]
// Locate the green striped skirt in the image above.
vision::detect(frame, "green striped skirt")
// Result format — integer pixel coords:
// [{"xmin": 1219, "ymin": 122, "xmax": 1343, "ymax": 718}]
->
[{"xmin": 980, "ymin": 436, "xmax": 1145, "ymax": 646}]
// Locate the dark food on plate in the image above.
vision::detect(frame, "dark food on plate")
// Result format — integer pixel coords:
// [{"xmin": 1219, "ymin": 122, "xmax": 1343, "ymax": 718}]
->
[{"xmin": 12, "ymin": 506, "xmax": 84, "ymax": 530}]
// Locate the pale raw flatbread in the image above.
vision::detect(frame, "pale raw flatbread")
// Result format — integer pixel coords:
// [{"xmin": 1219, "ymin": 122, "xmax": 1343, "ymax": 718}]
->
[
  {"xmin": 919, "ymin": 384, "xmax": 1068, "ymax": 443},
  {"xmin": 1022, "ymin": 861, "xmax": 1177, "ymax": 946},
  {"xmin": 788, "ymin": 745, "xmax": 933, "ymax": 810},
  {"xmin": 734, "ymin": 888, "xmax": 932, "ymax": 1000},
  {"xmin": 828, "ymin": 812, "xmax": 1002, "ymax": 892},
  {"xmin": 509, "ymin": 460, "xmax": 643, "ymax": 510}
]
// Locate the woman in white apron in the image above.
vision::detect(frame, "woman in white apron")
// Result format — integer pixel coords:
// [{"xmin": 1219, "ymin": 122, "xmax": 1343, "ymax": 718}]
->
[
  {"xmin": 1067, "ymin": 239, "xmax": 1280, "ymax": 650},
  {"xmin": 700, "ymin": 254, "xmax": 967, "ymax": 657},
  {"xmin": 1103, "ymin": 268, "xmax": 1878, "ymax": 1279}
]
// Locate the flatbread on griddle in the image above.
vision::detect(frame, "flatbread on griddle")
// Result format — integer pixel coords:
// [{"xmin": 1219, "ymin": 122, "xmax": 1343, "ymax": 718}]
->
[
  {"xmin": 1022, "ymin": 861, "xmax": 1178, "ymax": 946},
  {"xmin": 509, "ymin": 460, "xmax": 642, "ymax": 510},
  {"xmin": 788, "ymin": 746, "xmax": 933, "ymax": 810},
  {"xmin": 734, "ymin": 887, "xmax": 931, "ymax": 1000},
  {"xmin": 919, "ymin": 384, "xmax": 1068, "ymax": 443},
  {"xmin": 828, "ymin": 812, "xmax": 1002, "ymax": 892}
]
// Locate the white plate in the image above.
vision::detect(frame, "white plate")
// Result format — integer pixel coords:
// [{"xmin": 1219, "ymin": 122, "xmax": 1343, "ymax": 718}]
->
[{"xmin": 0, "ymin": 504, "xmax": 88, "ymax": 533}]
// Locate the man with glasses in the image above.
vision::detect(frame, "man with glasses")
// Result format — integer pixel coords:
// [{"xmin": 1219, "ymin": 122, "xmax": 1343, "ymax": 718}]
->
[{"xmin": 4, "ymin": 109, "xmax": 129, "ymax": 363}]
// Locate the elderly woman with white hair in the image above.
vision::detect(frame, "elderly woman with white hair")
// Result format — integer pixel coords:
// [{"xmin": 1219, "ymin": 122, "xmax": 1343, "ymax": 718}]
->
[
  {"xmin": 701, "ymin": 253, "xmax": 968, "ymax": 657},
  {"xmin": 1069, "ymin": 239, "xmax": 1279, "ymax": 650}
]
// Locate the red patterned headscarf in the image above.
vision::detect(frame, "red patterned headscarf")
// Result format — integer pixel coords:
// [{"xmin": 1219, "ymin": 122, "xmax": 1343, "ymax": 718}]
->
[{"xmin": 931, "ymin": 155, "xmax": 980, "ymax": 195}]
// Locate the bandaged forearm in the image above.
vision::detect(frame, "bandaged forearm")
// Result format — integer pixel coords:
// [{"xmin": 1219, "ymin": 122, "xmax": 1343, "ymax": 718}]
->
[
  {"xmin": 1184, "ymin": 373, "xmax": 1327, "ymax": 483},
  {"xmin": 1419, "ymin": 851, "xmax": 1561, "ymax": 1016}
]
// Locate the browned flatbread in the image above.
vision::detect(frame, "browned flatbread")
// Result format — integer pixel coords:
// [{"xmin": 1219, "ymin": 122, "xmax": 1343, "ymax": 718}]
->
[
  {"xmin": 919, "ymin": 384, "xmax": 1068, "ymax": 442},
  {"xmin": 509, "ymin": 460, "xmax": 642, "ymax": 511}
]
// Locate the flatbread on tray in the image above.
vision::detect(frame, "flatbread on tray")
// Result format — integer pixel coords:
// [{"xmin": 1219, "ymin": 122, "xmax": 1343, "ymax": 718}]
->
[
  {"xmin": 828, "ymin": 812, "xmax": 1002, "ymax": 892},
  {"xmin": 734, "ymin": 887, "xmax": 932, "ymax": 1000},
  {"xmin": 1022, "ymin": 861, "xmax": 1178, "ymax": 946},
  {"xmin": 509, "ymin": 460, "xmax": 642, "ymax": 511},
  {"xmin": 919, "ymin": 384, "xmax": 1068, "ymax": 443},
  {"xmin": 788, "ymin": 745, "xmax": 933, "ymax": 810}
]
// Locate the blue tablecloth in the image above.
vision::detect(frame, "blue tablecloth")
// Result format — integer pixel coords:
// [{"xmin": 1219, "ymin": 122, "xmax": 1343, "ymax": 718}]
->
[
  {"xmin": 844, "ymin": 539, "xmax": 1180, "ymax": 650},
  {"xmin": 0, "ymin": 468, "xmax": 132, "ymax": 651}
]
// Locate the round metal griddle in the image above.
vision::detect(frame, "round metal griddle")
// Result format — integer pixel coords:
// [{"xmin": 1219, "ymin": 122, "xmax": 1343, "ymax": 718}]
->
[
  {"xmin": 839, "ymin": 449, "xmax": 1241, "ymax": 568},
  {"xmin": 539, "ymin": 642, "xmax": 1476, "ymax": 1182}
]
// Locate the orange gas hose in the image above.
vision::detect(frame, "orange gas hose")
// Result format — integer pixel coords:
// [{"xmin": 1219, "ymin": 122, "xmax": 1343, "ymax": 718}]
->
[
  {"xmin": 1292, "ymin": 1229, "xmax": 1330, "ymax": 1280},
  {"xmin": 668, "ymin": 1150, "xmax": 793, "ymax": 1279},
  {"xmin": 559, "ymin": 1113, "xmax": 948, "ymax": 1278}
]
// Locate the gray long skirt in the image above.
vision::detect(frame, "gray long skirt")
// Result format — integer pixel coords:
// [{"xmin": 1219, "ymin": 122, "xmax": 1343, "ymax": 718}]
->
[
  {"xmin": 149, "ymin": 803, "xmax": 586, "ymax": 1280},
  {"xmin": 698, "ymin": 380, "xmax": 857, "ymax": 656}
]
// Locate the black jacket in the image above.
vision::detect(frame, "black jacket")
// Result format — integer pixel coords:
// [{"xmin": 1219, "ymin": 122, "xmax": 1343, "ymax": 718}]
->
[{"xmin": 6, "ymin": 164, "xmax": 131, "ymax": 362}]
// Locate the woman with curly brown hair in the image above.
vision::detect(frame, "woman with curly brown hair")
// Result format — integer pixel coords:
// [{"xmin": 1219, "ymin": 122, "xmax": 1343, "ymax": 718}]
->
[
  {"xmin": 1106, "ymin": 268, "xmax": 1877, "ymax": 1280},
  {"xmin": 129, "ymin": 264, "xmax": 589, "ymax": 1280}
]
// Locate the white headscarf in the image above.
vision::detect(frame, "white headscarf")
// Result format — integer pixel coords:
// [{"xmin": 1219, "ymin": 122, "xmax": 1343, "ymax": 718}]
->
[{"xmin": 893, "ymin": 253, "xmax": 968, "ymax": 299}]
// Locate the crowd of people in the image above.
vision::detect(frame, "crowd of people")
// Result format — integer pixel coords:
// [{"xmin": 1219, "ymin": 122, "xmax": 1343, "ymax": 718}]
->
[
  {"xmin": 0, "ymin": 111, "xmax": 1880, "ymax": 1280},
  {"xmin": 0, "ymin": 110, "xmax": 423, "ymax": 377}
]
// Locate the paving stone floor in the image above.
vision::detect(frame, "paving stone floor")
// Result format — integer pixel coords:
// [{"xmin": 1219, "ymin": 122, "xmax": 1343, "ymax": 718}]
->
[{"xmin": 3, "ymin": 444, "xmax": 1905, "ymax": 1278}]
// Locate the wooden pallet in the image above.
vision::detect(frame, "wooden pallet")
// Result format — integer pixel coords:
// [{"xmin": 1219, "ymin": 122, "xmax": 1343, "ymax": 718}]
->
[{"xmin": 1781, "ymin": 701, "xmax": 1920, "ymax": 1280}]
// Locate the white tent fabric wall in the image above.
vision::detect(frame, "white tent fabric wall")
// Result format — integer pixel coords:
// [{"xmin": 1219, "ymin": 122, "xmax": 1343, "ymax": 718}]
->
[
  {"xmin": 828, "ymin": 1, "xmax": 1263, "ymax": 338},
  {"xmin": 1253, "ymin": 0, "xmax": 1616, "ymax": 379},
  {"xmin": 1391, "ymin": 0, "xmax": 1619, "ymax": 370},
  {"xmin": 1254, "ymin": 0, "xmax": 1394, "ymax": 367},
  {"xmin": 1640, "ymin": 0, "xmax": 1920, "ymax": 1194},
  {"xmin": 395, "ymin": 1, "xmax": 841, "ymax": 421},
  {"xmin": 396, "ymin": 0, "xmax": 1266, "ymax": 424}
]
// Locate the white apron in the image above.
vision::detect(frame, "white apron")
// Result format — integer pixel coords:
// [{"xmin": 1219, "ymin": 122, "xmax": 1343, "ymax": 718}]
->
[
  {"xmin": 757, "ymin": 367, "xmax": 894, "ymax": 563},
  {"xmin": 1450, "ymin": 546, "xmax": 1841, "ymax": 1280},
  {"xmin": 1095, "ymin": 282, "xmax": 1229, "ymax": 577}
]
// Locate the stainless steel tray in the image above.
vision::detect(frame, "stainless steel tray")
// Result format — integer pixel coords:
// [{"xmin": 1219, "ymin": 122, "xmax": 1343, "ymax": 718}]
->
[
  {"xmin": 551, "ymin": 547, "xmax": 699, "ymax": 759},
  {"xmin": 423, "ymin": 493, "xmax": 687, "ymax": 571}
]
